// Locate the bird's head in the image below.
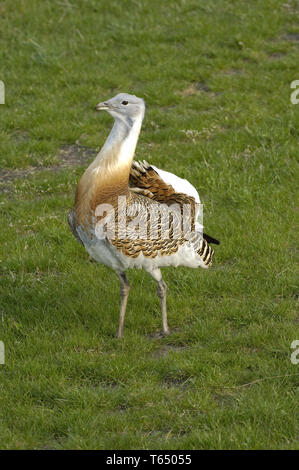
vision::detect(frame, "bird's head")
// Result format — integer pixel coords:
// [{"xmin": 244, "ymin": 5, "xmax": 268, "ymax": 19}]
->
[{"xmin": 95, "ymin": 93, "xmax": 145, "ymax": 125}]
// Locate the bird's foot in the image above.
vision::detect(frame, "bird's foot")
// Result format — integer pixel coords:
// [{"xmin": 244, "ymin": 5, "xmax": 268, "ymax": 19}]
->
[
  {"xmin": 116, "ymin": 329, "xmax": 124, "ymax": 339},
  {"xmin": 150, "ymin": 328, "xmax": 170, "ymax": 339}
]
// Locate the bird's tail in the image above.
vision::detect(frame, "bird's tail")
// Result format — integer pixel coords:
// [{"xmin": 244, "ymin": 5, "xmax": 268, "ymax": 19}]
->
[
  {"xmin": 197, "ymin": 236, "xmax": 215, "ymax": 267},
  {"xmin": 203, "ymin": 233, "xmax": 220, "ymax": 245}
]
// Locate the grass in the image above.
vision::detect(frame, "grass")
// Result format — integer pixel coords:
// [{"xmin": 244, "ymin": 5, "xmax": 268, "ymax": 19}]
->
[{"xmin": 0, "ymin": 0, "xmax": 298, "ymax": 450}]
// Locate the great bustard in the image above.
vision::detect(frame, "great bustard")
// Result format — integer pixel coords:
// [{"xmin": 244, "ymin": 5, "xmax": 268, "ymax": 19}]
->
[{"xmin": 68, "ymin": 93, "xmax": 219, "ymax": 337}]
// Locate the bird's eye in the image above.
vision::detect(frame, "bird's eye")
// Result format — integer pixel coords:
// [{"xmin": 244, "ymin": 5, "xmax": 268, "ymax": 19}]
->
[{"xmin": 122, "ymin": 100, "xmax": 128, "ymax": 105}]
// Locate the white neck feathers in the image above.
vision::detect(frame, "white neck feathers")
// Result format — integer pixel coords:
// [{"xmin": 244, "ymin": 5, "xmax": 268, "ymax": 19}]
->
[
  {"xmin": 75, "ymin": 114, "xmax": 143, "ymax": 219},
  {"xmin": 91, "ymin": 115, "xmax": 143, "ymax": 174}
]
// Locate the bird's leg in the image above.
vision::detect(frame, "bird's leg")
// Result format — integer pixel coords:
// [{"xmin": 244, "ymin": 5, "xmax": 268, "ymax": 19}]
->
[
  {"xmin": 149, "ymin": 268, "xmax": 170, "ymax": 336},
  {"xmin": 116, "ymin": 272, "xmax": 130, "ymax": 338},
  {"xmin": 157, "ymin": 279, "xmax": 169, "ymax": 335}
]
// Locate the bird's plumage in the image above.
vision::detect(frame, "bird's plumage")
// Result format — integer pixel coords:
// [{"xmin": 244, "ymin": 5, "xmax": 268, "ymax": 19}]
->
[{"xmin": 68, "ymin": 92, "xmax": 219, "ymax": 336}]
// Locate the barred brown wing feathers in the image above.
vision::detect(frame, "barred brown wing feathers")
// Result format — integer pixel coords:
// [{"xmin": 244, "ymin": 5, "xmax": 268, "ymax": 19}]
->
[
  {"xmin": 108, "ymin": 191, "xmax": 215, "ymax": 266},
  {"xmin": 130, "ymin": 160, "xmax": 197, "ymax": 206},
  {"xmin": 110, "ymin": 191, "xmax": 185, "ymax": 258}
]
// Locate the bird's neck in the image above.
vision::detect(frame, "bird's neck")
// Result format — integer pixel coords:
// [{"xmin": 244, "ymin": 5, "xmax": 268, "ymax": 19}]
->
[
  {"xmin": 75, "ymin": 115, "xmax": 143, "ymax": 220},
  {"xmin": 95, "ymin": 115, "xmax": 143, "ymax": 172}
]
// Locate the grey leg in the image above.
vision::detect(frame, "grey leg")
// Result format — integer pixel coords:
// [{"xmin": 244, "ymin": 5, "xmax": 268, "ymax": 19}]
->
[
  {"xmin": 157, "ymin": 279, "xmax": 169, "ymax": 335},
  {"xmin": 116, "ymin": 272, "xmax": 130, "ymax": 338},
  {"xmin": 149, "ymin": 268, "xmax": 170, "ymax": 336}
]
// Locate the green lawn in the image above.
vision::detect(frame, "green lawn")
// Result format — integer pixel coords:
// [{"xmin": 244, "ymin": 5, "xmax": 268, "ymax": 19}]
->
[{"xmin": 0, "ymin": 0, "xmax": 298, "ymax": 449}]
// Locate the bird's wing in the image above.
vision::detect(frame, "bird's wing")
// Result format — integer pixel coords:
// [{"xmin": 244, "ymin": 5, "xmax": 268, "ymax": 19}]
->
[
  {"xmin": 129, "ymin": 160, "xmax": 200, "ymax": 234},
  {"xmin": 68, "ymin": 209, "xmax": 84, "ymax": 245},
  {"xmin": 109, "ymin": 191, "xmax": 215, "ymax": 267},
  {"xmin": 129, "ymin": 160, "xmax": 219, "ymax": 246},
  {"xmin": 129, "ymin": 160, "xmax": 200, "ymax": 206},
  {"xmin": 97, "ymin": 161, "xmax": 214, "ymax": 267}
]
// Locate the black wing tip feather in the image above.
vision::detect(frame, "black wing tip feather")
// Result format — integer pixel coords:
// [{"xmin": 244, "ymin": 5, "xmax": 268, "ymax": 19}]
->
[{"xmin": 203, "ymin": 233, "xmax": 220, "ymax": 245}]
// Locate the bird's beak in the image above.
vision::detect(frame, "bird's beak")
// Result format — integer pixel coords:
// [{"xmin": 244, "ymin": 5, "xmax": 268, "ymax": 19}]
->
[{"xmin": 95, "ymin": 101, "xmax": 109, "ymax": 112}]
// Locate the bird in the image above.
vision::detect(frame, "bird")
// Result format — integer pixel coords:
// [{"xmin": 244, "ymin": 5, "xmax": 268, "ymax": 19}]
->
[{"xmin": 68, "ymin": 93, "xmax": 219, "ymax": 338}]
